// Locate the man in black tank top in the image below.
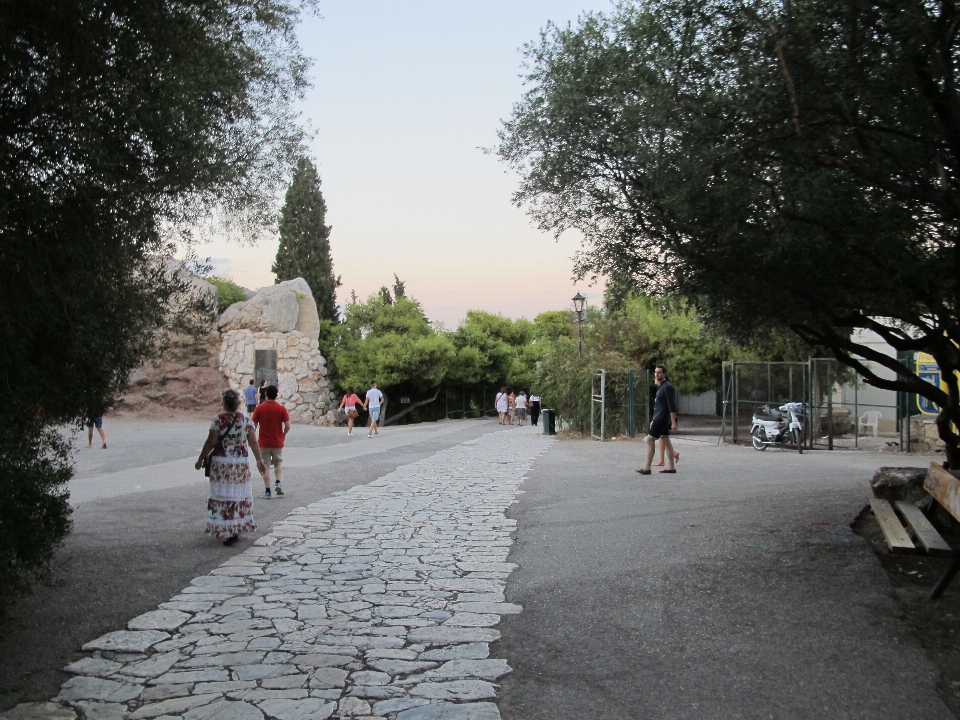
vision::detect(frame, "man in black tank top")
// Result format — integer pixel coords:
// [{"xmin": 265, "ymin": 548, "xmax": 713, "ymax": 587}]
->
[{"xmin": 637, "ymin": 365, "xmax": 678, "ymax": 475}]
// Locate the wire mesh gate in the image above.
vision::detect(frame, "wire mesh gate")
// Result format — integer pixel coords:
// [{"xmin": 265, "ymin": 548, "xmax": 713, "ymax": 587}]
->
[
  {"xmin": 591, "ymin": 369, "xmax": 651, "ymax": 441},
  {"xmin": 722, "ymin": 359, "xmax": 911, "ymax": 450},
  {"xmin": 721, "ymin": 361, "xmax": 810, "ymax": 448}
]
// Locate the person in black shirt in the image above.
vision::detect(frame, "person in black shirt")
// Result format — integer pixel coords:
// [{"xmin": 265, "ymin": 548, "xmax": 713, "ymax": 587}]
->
[{"xmin": 637, "ymin": 365, "xmax": 678, "ymax": 475}]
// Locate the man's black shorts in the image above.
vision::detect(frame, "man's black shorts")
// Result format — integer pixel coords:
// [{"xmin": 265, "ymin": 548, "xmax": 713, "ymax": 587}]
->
[{"xmin": 649, "ymin": 417, "xmax": 671, "ymax": 440}]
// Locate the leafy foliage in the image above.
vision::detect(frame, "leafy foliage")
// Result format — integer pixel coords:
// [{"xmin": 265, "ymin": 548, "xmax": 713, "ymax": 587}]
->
[
  {"xmin": 273, "ymin": 157, "xmax": 341, "ymax": 322},
  {"xmin": 450, "ymin": 312, "xmax": 535, "ymax": 388},
  {"xmin": 0, "ymin": 428, "xmax": 73, "ymax": 609},
  {"xmin": 208, "ymin": 276, "xmax": 248, "ymax": 313},
  {"xmin": 334, "ymin": 296, "xmax": 456, "ymax": 393},
  {"xmin": 498, "ymin": 0, "xmax": 960, "ymax": 461},
  {"xmin": 0, "ymin": 0, "xmax": 311, "ymax": 607},
  {"xmin": 532, "ymin": 294, "xmax": 747, "ymax": 429}
]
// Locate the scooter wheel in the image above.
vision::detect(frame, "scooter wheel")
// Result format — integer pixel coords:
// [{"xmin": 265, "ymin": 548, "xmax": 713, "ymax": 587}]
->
[{"xmin": 752, "ymin": 432, "xmax": 767, "ymax": 451}]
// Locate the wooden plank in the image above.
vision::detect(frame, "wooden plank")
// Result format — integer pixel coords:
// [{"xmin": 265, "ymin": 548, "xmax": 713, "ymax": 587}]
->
[
  {"xmin": 870, "ymin": 498, "xmax": 917, "ymax": 553},
  {"xmin": 924, "ymin": 462, "xmax": 960, "ymax": 524},
  {"xmin": 895, "ymin": 500, "xmax": 954, "ymax": 556}
]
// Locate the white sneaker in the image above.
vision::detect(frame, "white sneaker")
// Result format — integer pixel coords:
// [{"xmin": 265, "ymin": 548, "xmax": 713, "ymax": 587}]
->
[{"xmin": 368, "ymin": 433, "xmax": 373, "ymax": 438}]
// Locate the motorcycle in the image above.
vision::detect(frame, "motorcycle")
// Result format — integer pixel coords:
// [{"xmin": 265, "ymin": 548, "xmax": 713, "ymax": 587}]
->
[{"xmin": 750, "ymin": 402, "xmax": 805, "ymax": 453}]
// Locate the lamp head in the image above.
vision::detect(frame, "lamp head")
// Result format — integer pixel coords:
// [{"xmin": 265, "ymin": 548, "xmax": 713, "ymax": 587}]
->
[{"xmin": 572, "ymin": 291, "xmax": 586, "ymax": 314}]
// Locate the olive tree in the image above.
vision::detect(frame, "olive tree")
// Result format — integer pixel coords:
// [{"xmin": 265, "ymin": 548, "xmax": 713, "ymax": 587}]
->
[
  {"xmin": 498, "ymin": 0, "xmax": 960, "ymax": 465},
  {"xmin": 0, "ymin": 0, "xmax": 312, "ymax": 606}
]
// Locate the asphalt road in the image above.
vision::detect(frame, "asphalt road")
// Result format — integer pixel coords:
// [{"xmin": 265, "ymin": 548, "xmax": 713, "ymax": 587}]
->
[{"xmin": 496, "ymin": 434, "xmax": 955, "ymax": 719}]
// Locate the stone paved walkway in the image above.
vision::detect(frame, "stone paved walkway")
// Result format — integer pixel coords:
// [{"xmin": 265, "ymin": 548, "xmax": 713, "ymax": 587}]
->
[{"xmin": 3, "ymin": 428, "xmax": 551, "ymax": 720}]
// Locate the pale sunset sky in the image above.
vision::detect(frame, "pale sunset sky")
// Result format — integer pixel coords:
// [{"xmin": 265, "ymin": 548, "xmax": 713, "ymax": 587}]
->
[{"xmin": 200, "ymin": 0, "xmax": 613, "ymax": 327}]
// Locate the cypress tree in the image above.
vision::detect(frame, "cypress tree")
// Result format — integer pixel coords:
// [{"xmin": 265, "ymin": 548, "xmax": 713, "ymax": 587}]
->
[{"xmin": 274, "ymin": 158, "xmax": 341, "ymax": 321}]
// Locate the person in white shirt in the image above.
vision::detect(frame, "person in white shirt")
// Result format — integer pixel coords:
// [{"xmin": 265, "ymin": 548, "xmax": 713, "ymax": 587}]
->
[
  {"xmin": 528, "ymin": 393, "xmax": 542, "ymax": 426},
  {"xmin": 515, "ymin": 391, "xmax": 528, "ymax": 426},
  {"xmin": 362, "ymin": 380, "xmax": 387, "ymax": 438},
  {"xmin": 495, "ymin": 386, "xmax": 508, "ymax": 424}
]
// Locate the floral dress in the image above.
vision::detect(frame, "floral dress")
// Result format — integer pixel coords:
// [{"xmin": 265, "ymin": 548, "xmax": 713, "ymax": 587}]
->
[{"xmin": 206, "ymin": 411, "xmax": 257, "ymax": 540}]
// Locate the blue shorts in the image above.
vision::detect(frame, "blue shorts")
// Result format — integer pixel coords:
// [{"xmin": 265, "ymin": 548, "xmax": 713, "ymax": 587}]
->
[
  {"xmin": 247, "ymin": 404, "xmax": 256, "ymax": 413},
  {"xmin": 86, "ymin": 417, "xmax": 103, "ymax": 429},
  {"xmin": 370, "ymin": 407, "xmax": 381, "ymax": 421}
]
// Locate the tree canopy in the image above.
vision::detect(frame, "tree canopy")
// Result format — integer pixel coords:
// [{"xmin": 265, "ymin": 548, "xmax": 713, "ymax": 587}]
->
[
  {"xmin": 0, "ymin": 0, "xmax": 312, "ymax": 607},
  {"xmin": 498, "ymin": 0, "xmax": 960, "ymax": 462},
  {"xmin": 273, "ymin": 157, "xmax": 341, "ymax": 322},
  {"xmin": 334, "ymin": 295, "xmax": 456, "ymax": 393}
]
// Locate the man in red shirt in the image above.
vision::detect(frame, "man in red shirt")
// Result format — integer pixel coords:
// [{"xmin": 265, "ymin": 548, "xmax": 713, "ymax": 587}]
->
[{"xmin": 251, "ymin": 385, "xmax": 291, "ymax": 499}]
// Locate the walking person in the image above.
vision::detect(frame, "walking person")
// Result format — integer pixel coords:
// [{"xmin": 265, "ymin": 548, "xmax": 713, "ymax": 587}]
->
[
  {"xmin": 363, "ymin": 380, "xmax": 386, "ymax": 437},
  {"xmin": 495, "ymin": 386, "xmax": 508, "ymax": 424},
  {"xmin": 637, "ymin": 365, "xmax": 679, "ymax": 475},
  {"xmin": 195, "ymin": 389, "xmax": 266, "ymax": 546},
  {"xmin": 251, "ymin": 384, "xmax": 290, "ymax": 498},
  {"xmin": 337, "ymin": 386, "xmax": 364, "ymax": 436},
  {"xmin": 528, "ymin": 393, "xmax": 541, "ymax": 426},
  {"xmin": 244, "ymin": 379, "xmax": 258, "ymax": 414},
  {"xmin": 258, "ymin": 379, "xmax": 267, "ymax": 404},
  {"xmin": 85, "ymin": 413, "xmax": 106, "ymax": 449},
  {"xmin": 515, "ymin": 390, "xmax": 527, "ymax": 426},
  {"xmin": 507, "ymin": 389, "xmax": 516, "ymax": 425}
]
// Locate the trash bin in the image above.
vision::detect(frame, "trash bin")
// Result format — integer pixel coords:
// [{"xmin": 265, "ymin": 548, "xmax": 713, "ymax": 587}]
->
[{"xmin": 542, "ymin": 408, "xmax": 556, "ymax": 436}]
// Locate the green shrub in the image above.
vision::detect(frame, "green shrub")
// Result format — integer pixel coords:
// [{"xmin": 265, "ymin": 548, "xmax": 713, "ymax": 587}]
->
[
  {"xmin": 0, "ymin": 426, "xmax": 73, "ymax": 614},
  {"xmin": 208, "ymin": 276, "xmax": 247, "ymax": 313}
]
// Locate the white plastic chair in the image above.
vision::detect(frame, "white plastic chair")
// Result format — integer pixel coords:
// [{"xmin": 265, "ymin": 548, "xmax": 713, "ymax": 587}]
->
[{"xmin": 859, "ymin": 411, "xmax": 881, "ymax": 437}]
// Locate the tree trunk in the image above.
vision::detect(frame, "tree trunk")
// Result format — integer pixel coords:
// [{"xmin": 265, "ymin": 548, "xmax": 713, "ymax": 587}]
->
[{"xmin": 381, "ymin": 388, "xmax": 442, "ymax": 426}]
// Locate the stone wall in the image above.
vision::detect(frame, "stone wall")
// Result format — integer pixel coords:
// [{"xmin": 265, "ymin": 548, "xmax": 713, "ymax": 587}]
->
[
  {"xmin": 219, "ymin": 329, "xmax": 336, "ymax": 425},
  {"xmin": 909, "ymin": 417, "xmax": 947, "ymax": 454}
]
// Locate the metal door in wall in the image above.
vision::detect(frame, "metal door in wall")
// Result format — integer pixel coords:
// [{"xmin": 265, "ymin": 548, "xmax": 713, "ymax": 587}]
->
[{"xmin": 255, "ymin": 349, "xmax": 278, "ymax": 387}]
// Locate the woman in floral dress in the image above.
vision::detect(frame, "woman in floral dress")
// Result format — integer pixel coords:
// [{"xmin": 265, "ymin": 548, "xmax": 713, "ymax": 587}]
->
[{"xmin": 195, "ymin": 389, "xmax": 267, "ymax": 546}]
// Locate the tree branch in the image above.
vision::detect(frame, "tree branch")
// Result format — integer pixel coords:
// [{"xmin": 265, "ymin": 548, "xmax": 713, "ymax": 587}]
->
[{"xmin": 381, "ymin": 387, "xmax": 442, "ymax": 426}]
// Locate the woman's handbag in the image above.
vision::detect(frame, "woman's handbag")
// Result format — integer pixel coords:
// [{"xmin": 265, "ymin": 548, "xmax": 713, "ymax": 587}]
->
[{"xmin": 202, "ymin": 414, "xmax": 239, "ymax": 477}]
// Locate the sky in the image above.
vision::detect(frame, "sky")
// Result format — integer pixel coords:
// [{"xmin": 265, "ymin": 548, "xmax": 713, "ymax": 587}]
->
[{"xmin": 200, "ymin": 0, "xmax": 615, "ymax": 327}]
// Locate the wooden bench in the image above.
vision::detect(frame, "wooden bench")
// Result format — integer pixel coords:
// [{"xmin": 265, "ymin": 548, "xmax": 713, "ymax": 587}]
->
[{"xmin": 870, "ymin": 462, "xmax": 960, "ymax": 599}]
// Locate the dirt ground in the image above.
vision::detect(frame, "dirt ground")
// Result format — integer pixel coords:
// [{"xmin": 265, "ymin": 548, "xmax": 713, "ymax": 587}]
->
[{"xmin": 852, "ymin": 505, "xmax": 960, "ymax": 717}]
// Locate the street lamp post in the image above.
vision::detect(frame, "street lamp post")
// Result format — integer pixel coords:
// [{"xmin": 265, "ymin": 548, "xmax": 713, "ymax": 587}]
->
[{"xmin": 572, "ymin": 291, "xmax": 586, "ymax": 356}]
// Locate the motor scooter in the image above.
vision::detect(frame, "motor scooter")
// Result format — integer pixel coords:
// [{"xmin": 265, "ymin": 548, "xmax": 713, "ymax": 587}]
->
[{"xmin": 750, "ymin": 402, "xmax": 805, "ymax": 453}]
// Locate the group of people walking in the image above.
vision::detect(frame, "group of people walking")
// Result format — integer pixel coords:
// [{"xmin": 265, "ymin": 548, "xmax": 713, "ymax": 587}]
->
[
  {"xmin": 197, "ymin": 363, "xmax": 679, "ymax": 549},
  {"xmin": 495, "ymin": 387, "xmax": 541, "ymax": 427},
  {"xmin": 197, "ymin": 379, "xmax": 290, "ymax": 547},
  {"xmin": 337, "ymin": 381, "xmax": 386, "ymax": 438},
  {"xmin": 197, "ymin": 378, "xmax": 388, "ymax": 547}
]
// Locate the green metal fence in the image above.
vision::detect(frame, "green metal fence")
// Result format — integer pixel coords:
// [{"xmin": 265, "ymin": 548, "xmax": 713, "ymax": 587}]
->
[{"xmin": 590, "ymin": 368, "xmax": 651, "ymax": 440}]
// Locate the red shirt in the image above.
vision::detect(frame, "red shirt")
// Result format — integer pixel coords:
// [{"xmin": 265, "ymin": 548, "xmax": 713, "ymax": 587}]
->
[{"xmin": 251, "ymin": 400, "xmax": 289, "ymax": 448}]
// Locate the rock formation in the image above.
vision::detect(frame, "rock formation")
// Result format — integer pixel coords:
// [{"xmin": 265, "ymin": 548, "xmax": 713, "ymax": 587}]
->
[
  {"xmin": 218, "ymin": 278, "xmax": 336, "ymax": 425},
  {"xmin": 217, "ymin": 277, "xmax": 320, "ymax": 338},
  {"xmin": 120, "ymin": 276, "xmax": 337, "ymax": 425}
]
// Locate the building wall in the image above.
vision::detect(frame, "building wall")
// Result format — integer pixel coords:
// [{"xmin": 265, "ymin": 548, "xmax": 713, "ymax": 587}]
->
[{"xmin": 677, "ymin": 389, "xmax": 718, "ymax": 416}]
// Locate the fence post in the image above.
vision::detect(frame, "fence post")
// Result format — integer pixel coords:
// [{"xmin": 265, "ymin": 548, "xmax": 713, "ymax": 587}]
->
[
  {"xmin": 827, "ymin": 362, "xmax": 834, "ymax": 451},
  {"xmin": 600, "ymin": 370, "xmax": 605, "ymax": 441},
  {"xmin": 854, "ymin": 372, "xmax": 859, "ymax": 449}
]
